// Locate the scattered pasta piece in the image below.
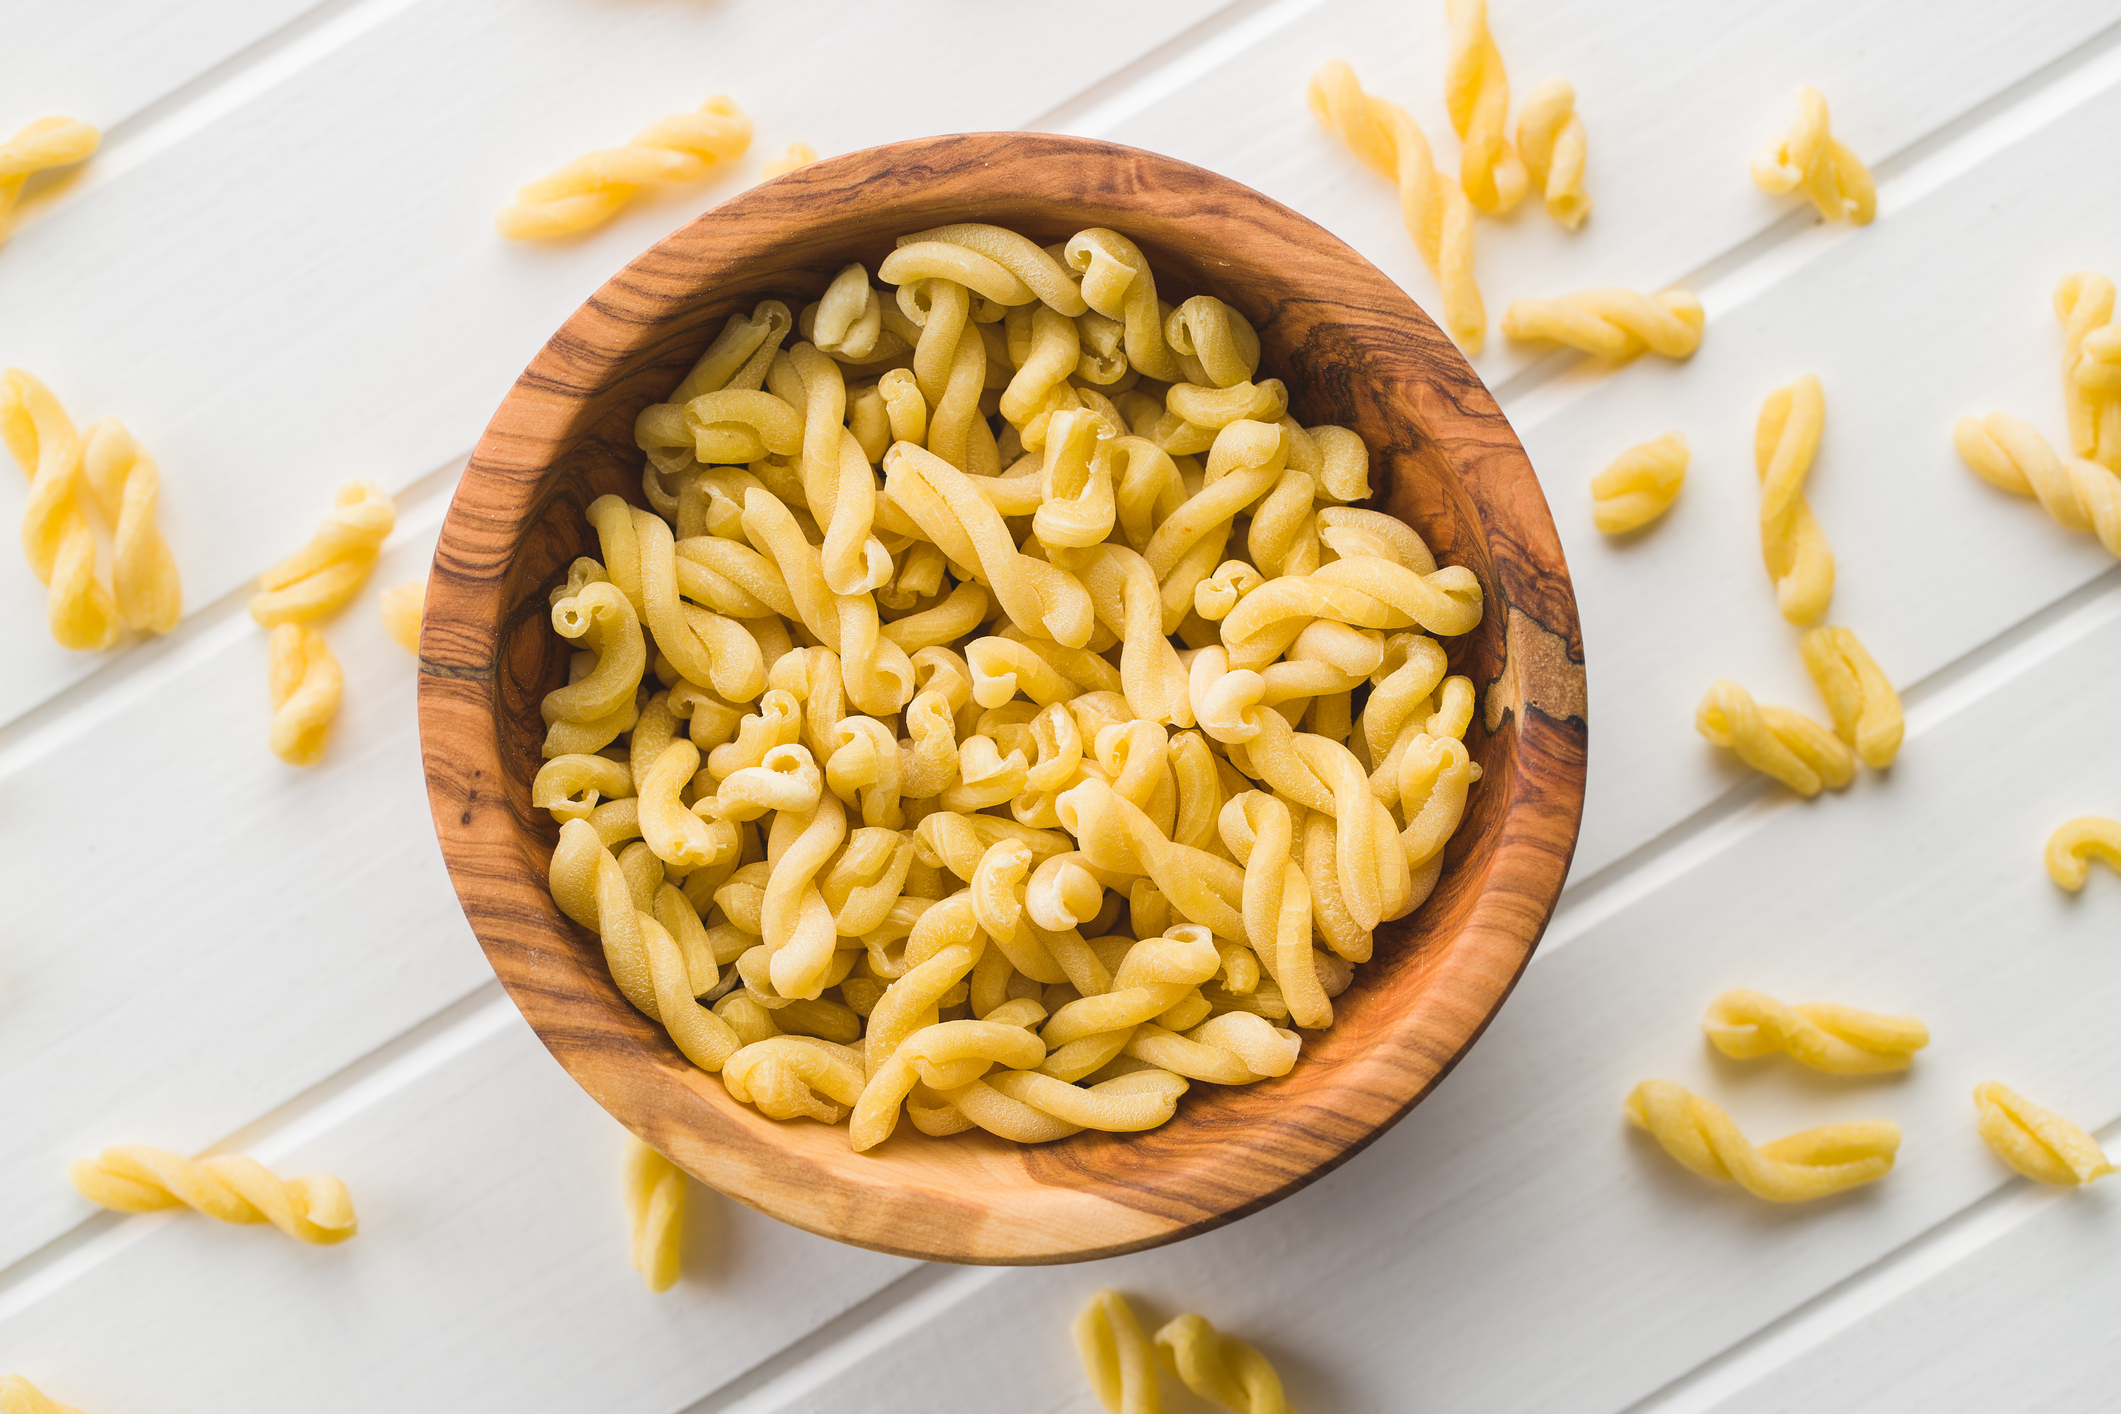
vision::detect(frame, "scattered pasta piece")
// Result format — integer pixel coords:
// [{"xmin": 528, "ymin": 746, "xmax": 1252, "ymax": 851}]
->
[
  {"xmin": 1751, "ymin": 86, "xmax": 1873, "ymax": 225},
  {"xmin": 496, "ymin": 97, "xmax": 752, "ymax": 240},
  {"xmin": 1078, "ymin": 1290, "xmax": 1164, "ymax": 1414},
  {"xmin": 268, "ymin": 623, "xmax": 343, "ymax": 766},
  {"xmin": 1974, "ymin": 1083, "xmax": 2113, "ymax": 1186},
  {"xmin": 1756, "ymin": 374, "xmax": 1835, "ymax": 625},
  {"xmin": 1625, "ymin": 1079, "xmax": 1898, "ymax": 1202},
  {"xmin": 380, "ymin": 580, "xmax": 425, "ymax": 652},
  {"xmin": 1704, "ymin": 989, "xmax": 1928, "ymax": 1074},
  {"xmin": 0, "ymin": 1375, "xmax": 85, "ymax": 1414},
  {"xmin": 1500, "ymin": 288, "xmax": 1702, "ymax": 361},
  {"xmin": 68, "ymin": 1145, "xmax": 356, "ymax": 1243},
  {"xmin": 1798, "ymin": 626, "xmax": 1901, "ymax": 769},
  {"xmin": 1589, "ymin": 431, "xmax": 1685, "ymax": 534},
  {"xmin": 1695, "ymin": 679, "xmax": 1853, "ymax": 797},
  {"xmin": 761, "ymin": 143, "xmax": 817, "ymax": 179},
  {"xmin": 251, "ymin": 480, "xmax": 396, "ymax": 625},
  {"xmin": 2045, "ymin": 816, "xmax": 2121, "ymax": 891},
  {"xmin": 1309, "ymin": 60, "xmax": 1483, "ymax": 353},
  {"xmin": 0, "ymin": 369, "xmax": 118, "ymax": 649},
  {"xmin": 81, "ymin": 419, "xmax": 180, "ymax": 633},
  {"xmin": 0, "ymin": 116, "xmax": 99, "ymax": 246},
  {"xmin": 1155, "ymin": 1313, "xmax": 1293, "ymax": 1414},
  {"xmin": 623, "ymin": 1134, "xmax": 685, "ymax": 1291},
  {"xmin": 1516, "ymin": 77, "xmax": 1589, "ymax": 229},
  {"xmin": 1444, "ymin": 0, "xmax": 1526, "ymax": 214},
  {"xmin": 1953, "ymin": 412, "xmax": 2121, "ymax": 556},
  {"xmin": 2054, "ymin": 273, "xmax": 2121, "ymax": 472}
]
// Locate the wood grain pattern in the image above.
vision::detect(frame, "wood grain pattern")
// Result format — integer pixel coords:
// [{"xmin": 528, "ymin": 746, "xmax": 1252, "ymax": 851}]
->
[{"xmin": 418, "ymin": 131, "xmax": 1586, "ymax": 1264}]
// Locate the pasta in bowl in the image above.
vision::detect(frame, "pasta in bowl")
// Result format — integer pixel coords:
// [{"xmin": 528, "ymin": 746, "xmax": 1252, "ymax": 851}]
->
[{"xmin": 421, "ymin": 132, "xmax": 1584, "ymax": 1264}]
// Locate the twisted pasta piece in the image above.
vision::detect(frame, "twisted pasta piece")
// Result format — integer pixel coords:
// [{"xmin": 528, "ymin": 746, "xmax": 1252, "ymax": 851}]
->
[
  {"xmin": 1065, "ymin": 228, "xmax": 1183, "ymax": 382},
  {"xmin": 1126, "ymin": 1012, "xmax": 1300, "ymax": 1085},
  {"xmin": 1799, "ymin": 626, "xmax": 1901, "ymax": 768},
  {"xmin": 542, "ymin": 579, "xmax": 647, "ymax": 729},
  {"xmin": 2057, "ymin": 273, "xmax": 2121, "ymax": 471},
  {"xmin": 851, "ymin": 1017, "xmax": 1047, "ymax": 1149},
  {"xmin": 533, "ymin": 753, "xmax": 632, "ymax": 822},
  {"xmin": 761, "ymin": 142, "xmax": 817, "ymax": 179},
  {"xmin": 761, "ymin": 793, "xmax": 848, "ymax": 1000},
  {"xmin": 622, "ymin": 1134, "xmax": 685, "ymax": 1292},
  {"xmin": 724, "ymin": 1035, "xmax": 866, "ymax": 1123},
  {"xmin": 1625, "ymin": 1080, "xmax": 1899, "ymax": 1201},
  {"xmin": 901, "ymin": 223, "xmax": 1088, "ymax": 316},
  {"xmin": 1218, "ymin": 793, "xmax": 1329, "ymax": 1028},
  {"xmin": 268, "ymin": 623, "xmax": 342, "ymax": 766},
  {"xmin": 1973, "ymin": 1082, "xmax": 2114, "ymax": 1186},
  {"xmin": 0, "ymin": 116, "xmax": 99, "ymax": 244},
  {"xmin": 380, "ymin": 580, "xmax": 424, "ymax": 651},
  {"xmin": 2045, "ymin": 816, "xmax": 2121, "ymax": 891},
  {"xmin": 69, "ymin": 1145, "xmax": 357, "ymax": 1243},
  {"xmin": 251, "ymin": 480, "xmax": 396, "ymax": 626},
  {"xmin": 496, "ymin": 97, "xmax": 751, "ymax": 239},
  {"xmin": 1308, "ymin": 61, "xmax": 1482, "ymax": 352},
  {"xmin": 1154, "ymin": 1313, "xmax": 1293, "ymax": 1414},
  {"xmin": 1695, "ymin": 680, "xmax": 1853, "ymax": 798},
  {"xmin": 1078, "ymin": 1289, "xmax": 1163, "ymax": 1414},
  {"xmin": 1590, "ymin": 431, "xmax": 1686, "ymax": 534},
  {"xmin": 1954, "ymin": 412, "xmax": 2121, "ymax": 556},
  {"xmin": 0, "ymin": 1375, "xmax": 84, "ymax": 1414},
  {"xmin": 1757, "ymin": 373, "xmax": 1835, "ymax": 624},
  {"xmin": 1164, "ymin": 297, "xmax": 1261, "ymax": 390},
  {"xmin": 1060, "ymin": 780, "xmax": 1247, "ymax": 944},
  {"xmin": 1751, "ymin": 86, "xmax": 1874, "ymax": 226},
  {"xmin": 78, "ymin": 420, "xmax": 180, "ymax": 633},
  {"xmin": 1501, "ymin": 288, "xmax": 1703, "ymax": 361},
  {"xmin": 1704, "ymin": 989, "xmax": 1928, "ymax": 1074},
  {"xmin": 944, "ymin": 1068, "xmax": 1187, "ymax": 1143},
  {"xmin": 1517, "ymin": 77, "xmax": 1590, "ymax": 230},
  {"xmin": 1445, "ymin": 0, "xmax": 1527, "ymax": 213},
  {"xmin": 0, "ymin": 369, "xmax": 118, "ymax": 649}
]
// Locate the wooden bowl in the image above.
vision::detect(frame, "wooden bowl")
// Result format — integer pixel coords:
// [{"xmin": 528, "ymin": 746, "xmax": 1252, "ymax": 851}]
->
[{"xmin": 420, "ymin": 131, "xmax": 1586, "ymax": 1265}]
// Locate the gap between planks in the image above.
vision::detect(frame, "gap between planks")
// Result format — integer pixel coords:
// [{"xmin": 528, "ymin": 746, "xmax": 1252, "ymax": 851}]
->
[{"xmin": 7, "ymin": 5, "xmax": 2121, "ymax": 1409}]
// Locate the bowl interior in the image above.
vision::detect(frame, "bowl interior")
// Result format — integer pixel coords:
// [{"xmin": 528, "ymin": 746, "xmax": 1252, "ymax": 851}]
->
[{"xmin": 423, "ymin": 132, "xmax": 1586, "ymax": 1264}]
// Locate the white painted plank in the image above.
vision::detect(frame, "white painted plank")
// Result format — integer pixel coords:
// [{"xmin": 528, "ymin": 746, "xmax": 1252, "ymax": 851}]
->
[
  {"xmin": 727, "ymin": 577, "xmax": 2121, "ymax": 1414},
  {"xmin": 0, "ymin": 1000, "xmax": 915, "ymax": 1414},
  {"xmin": 0, "ymin": 512, "xmax": 485, "ymax": 1275},
  {"xmin": 0, "ymin": 0, "xmax": 1226, "ymax": 731}
]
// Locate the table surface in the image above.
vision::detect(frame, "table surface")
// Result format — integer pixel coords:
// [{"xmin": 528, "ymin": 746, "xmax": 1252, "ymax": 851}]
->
[{"xmin": 4, "ymin": 2, "xmax": 2118, "ymax": 1410}]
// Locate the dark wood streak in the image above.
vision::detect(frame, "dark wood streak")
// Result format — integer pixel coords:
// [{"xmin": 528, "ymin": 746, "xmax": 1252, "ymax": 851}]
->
[{"xmin": 417, "ymin": 132, "xmax": 1587, "ymax": 1265}]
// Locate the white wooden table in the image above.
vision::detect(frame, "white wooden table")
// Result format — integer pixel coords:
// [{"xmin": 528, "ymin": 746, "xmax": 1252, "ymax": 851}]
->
[{"xmin": 5, "ymin": 1, "xmax": 2118, "ymax": 1409}]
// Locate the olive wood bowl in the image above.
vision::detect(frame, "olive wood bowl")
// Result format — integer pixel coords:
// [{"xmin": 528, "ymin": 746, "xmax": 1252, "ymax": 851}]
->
[{"xmin": 419, "ymin": 131, "xmax": 1587, "ymax": 1265}]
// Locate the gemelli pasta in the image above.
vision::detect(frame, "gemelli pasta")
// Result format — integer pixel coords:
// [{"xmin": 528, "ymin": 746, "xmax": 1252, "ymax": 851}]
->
[
  {"xmin": 622, "ymin": 1134, "xmax": 685, "ymax": 1291},
  {"xmin": 1625, "ymin": 1079, "xmax": 1898, "ymax": 1201},
  {"xmin": 68, "ymin": 1145, "xmax": 356, "ymax": 1244},
  {"xmin": 1751, "ymin": 86, "xmax": 1874, "ymax": 226},
  {"xmin": 1076, "ymin": 1290, "xmax": 1296, "ymax": 1414},
  {"xmin": 533, "ymin": 220, "xmax": 1487, "ymax": 1151},
  {"xmin": 1704, "ymin": 989, "xmax": 1928, "ymax": 1074},
  {"xmin": 1972, "ymin": 1082, "xmax": 2113, "ymax": 1186},
  {"xmin": 0, "ymin": 116, "xmax": 99, "ymax": 247},
  {"xmin": 1588, "ymin": 431, "xmax": 1685, "ymax": 534},
  {"xmin": 496, "ymin": 97, "xmax": 752, "ymax": 240},
  {"xmin": 2044, "ymin": 815, "xmax": 2121, "ymax": 891}
]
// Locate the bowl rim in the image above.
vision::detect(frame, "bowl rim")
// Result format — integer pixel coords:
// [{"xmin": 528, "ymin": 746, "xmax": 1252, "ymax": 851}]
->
[{"xmin": 418, "ymin": 129, "xmax": 1587, "ymax": 1265}]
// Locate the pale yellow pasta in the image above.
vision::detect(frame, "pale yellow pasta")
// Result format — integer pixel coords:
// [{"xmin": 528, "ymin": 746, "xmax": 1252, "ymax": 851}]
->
[
  {"xmin": 0, "ymin": 1374, "xmax": 85, "ymax": 1414},
  {"xmin": 1077, "ymin": 1290, "xmax": 1163, "ymax": 1414},
  {"xmin": 1695, "ymin": 679, "xmax": 1854, "ymax": 798},
  {"xmin": 1, "ymin": 369, "xmax": 120, "ymax": 650},
  {"xmin": 622, "ymin": 1134, "xmax": 685, "ymax": 1292},
  {"xmin": 1799, "ymin": 626, "xmax": 1901, "ymax": 768},
  {"xmin": 1757, "ymin": 374, "xmax": 1835, "ymax": 625},
  {"xmin": 1444, "ymin": 0, "xmax": 1527, "ymax": 214},
  {"xmin": 379, "ymin": 580, "xmax": 425, "ymax": 651},
  {"xmin": 760, "ymin": 142, "xmax": 817, "ymax": 179},
  {"xmin": 1954, "ymin": 412, "xmax": 2121, "ymax": 556},
  {"xmin": 1751, "ymin": 86, "xmax": 1874, "ymax": 226},
  {"xmin": 1973, "ymin": 1082, "xmax": 2114, "ymax": 1186},
  {"xmin": 1308, "ymin": 60, "xmax": 1482, "ymax": 352},
  {"xmin": 1155, "ymin": 1312, "xmax": 1293, "ymax": 1414},
  {"xmin": 1590, "ymin": 431, "xmax": 1686, "ymax": 535},
  {"xmin": 78, "ymin": 419, "xmax": 180, "ymax": 633},
  {"xmin": 2045, "ymin": 816, "xmax": 2121, "ymax": 891},
  {"xmin": 0, "ymin": 116, "xmax": 99, "ymax": 244},
  {"xmin": 251, "ymin": 480, "xmax": 396, "ymax": 626},
  {"xmin": 1704, "ymin": 989, "xmax": 1929, "ymax": 1074},
  {"xmin": 1625, "ymin": 1079, "xmax": 1899, "ymax": 1202},
  {"xmin": 2057, "ymin": 273, "xmax": 2121, "ymax": 471},
  {"xmin": 496, "ymin": 97, "xmax": 751, "ymax": 239},
  {"xmin": 69, "ymin": 1145, "xmax": 357, "ymax": 1243},
  {"xmin": 1501, "ymin": 288, "xmax": 1703, "ymax": 361},
  {"xmin": 1516, "ymin": 77, "xmax": 1590, "ymax": 230},
  {"xmin": 531, "ymin": 221, "xmax": 1487, "ymax": 1154},
  {"xmin": 267, "ymin": 623, "xmax": 342, "ymax": 767}
]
